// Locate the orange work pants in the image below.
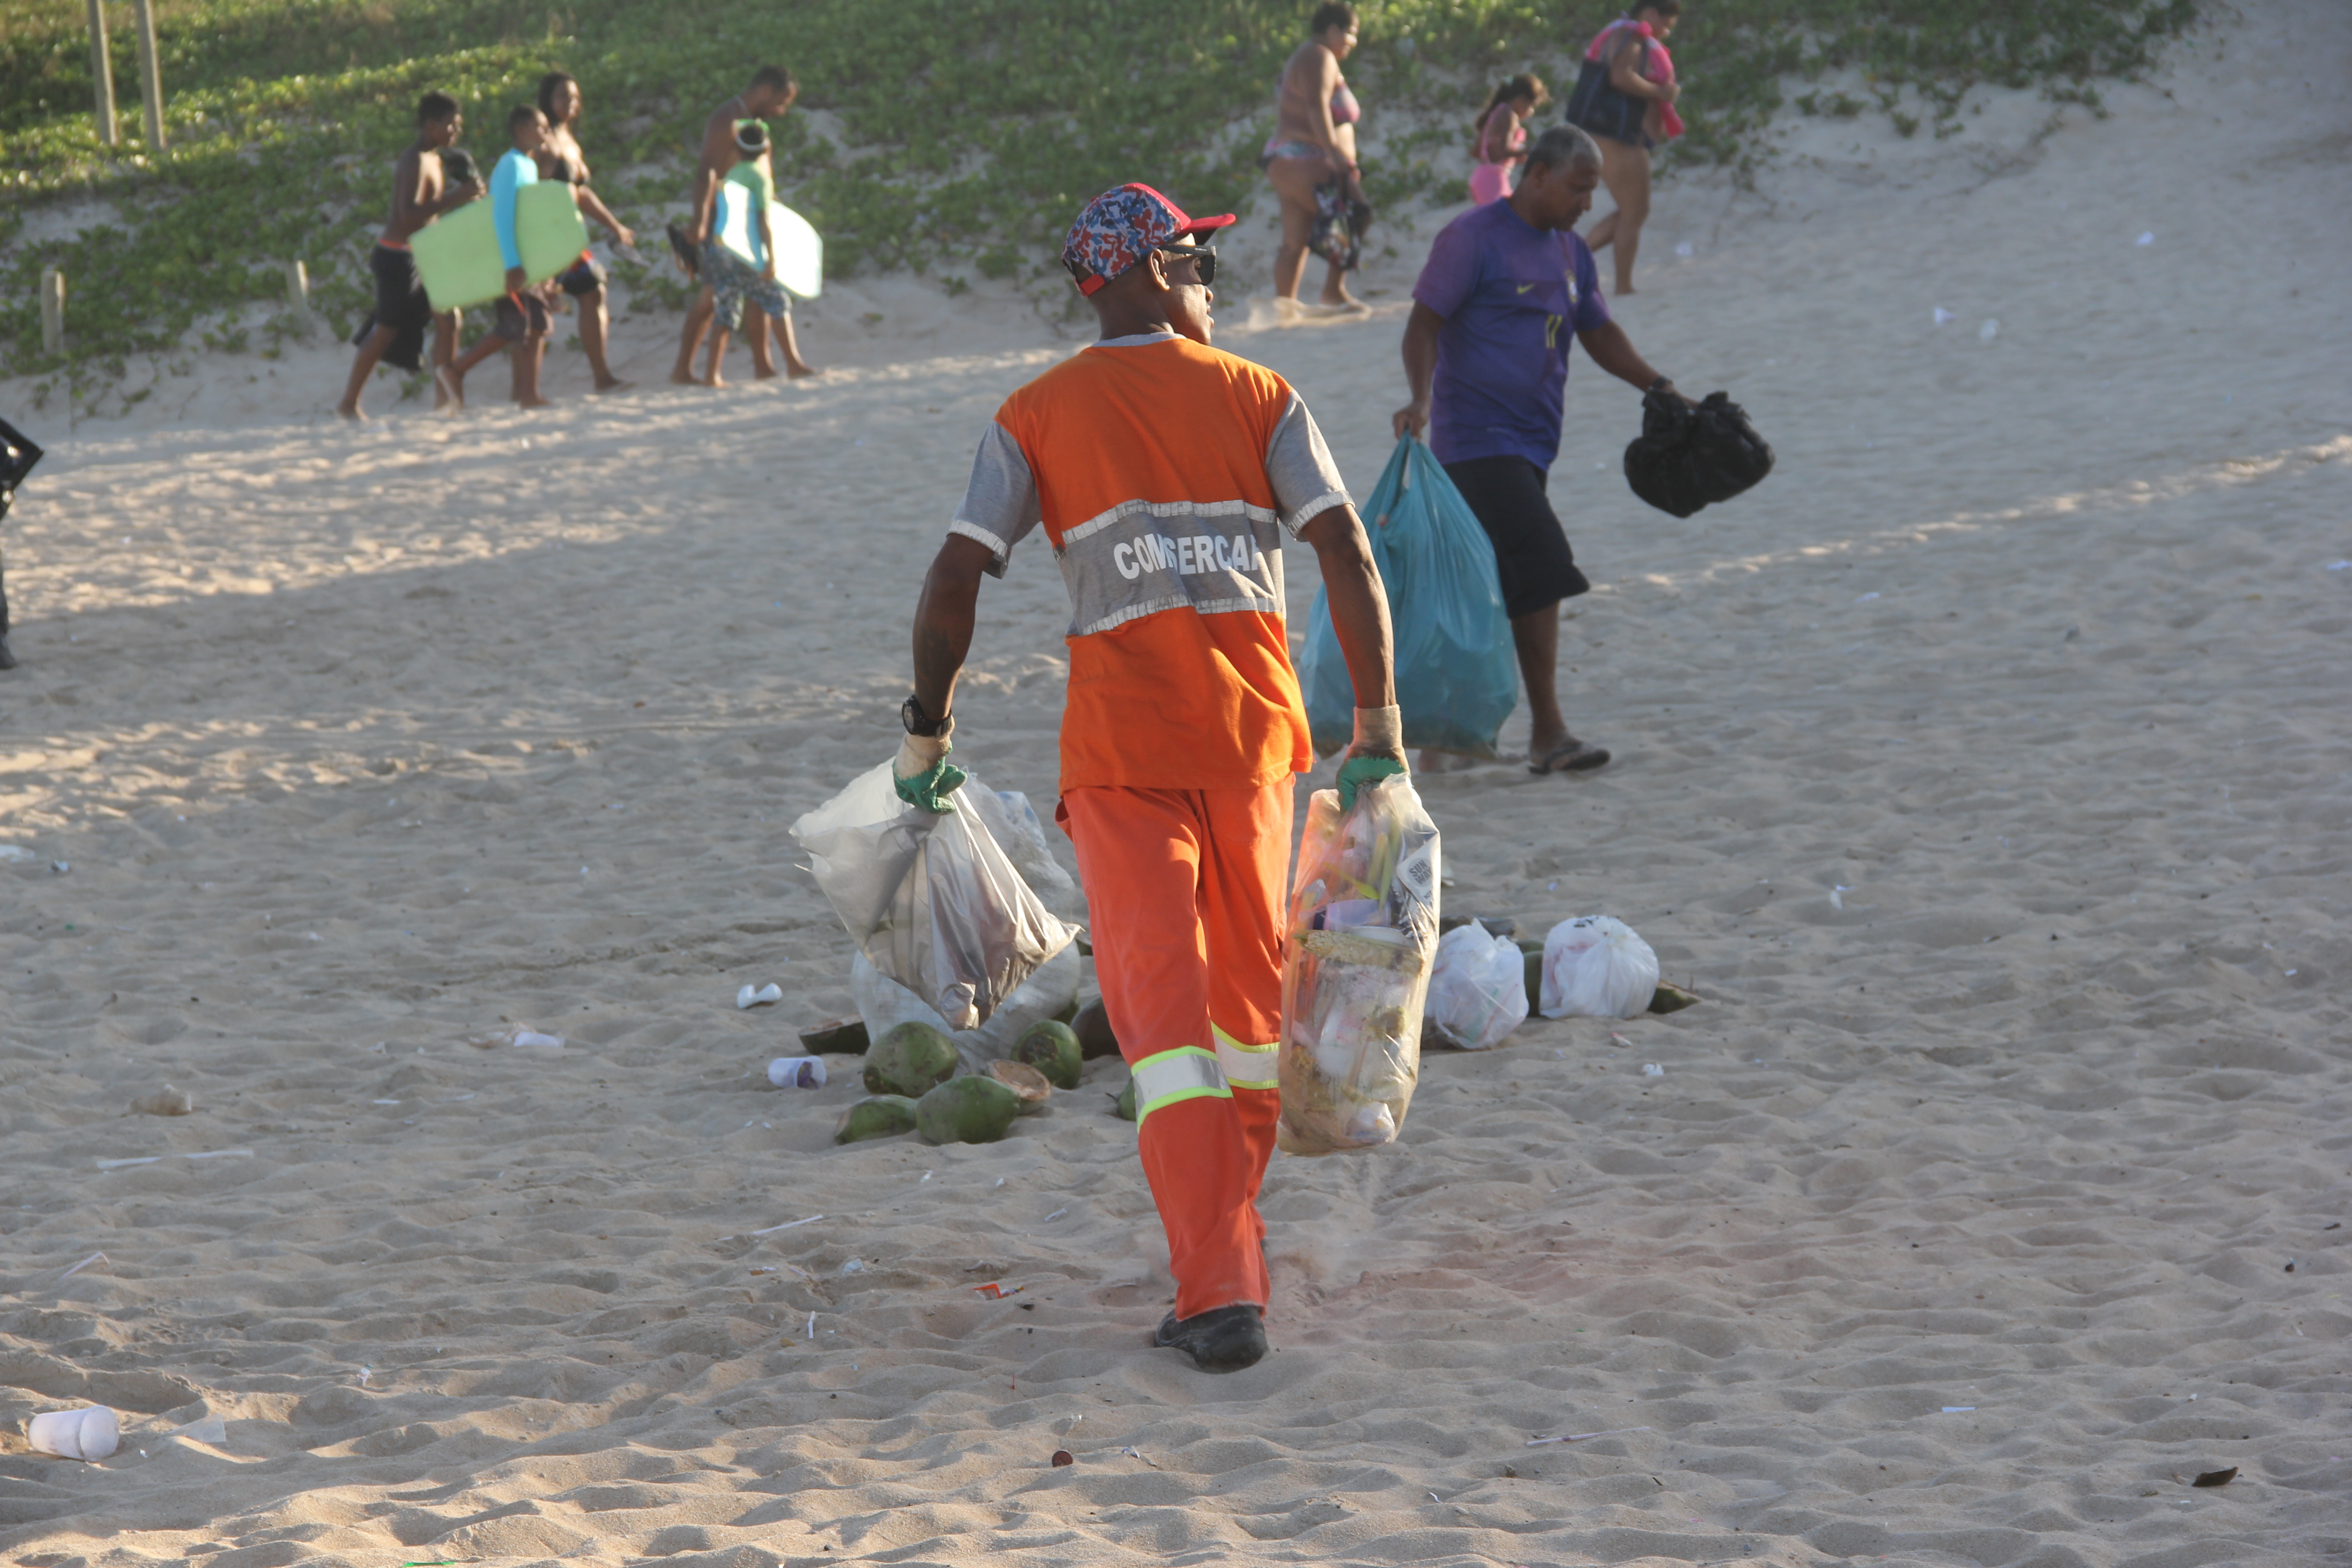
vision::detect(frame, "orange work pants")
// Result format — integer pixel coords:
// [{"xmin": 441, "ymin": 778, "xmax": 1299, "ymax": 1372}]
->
[{"xmin": 1059, "ymin": 782, "xmax": 1291, "ymax": 1319}]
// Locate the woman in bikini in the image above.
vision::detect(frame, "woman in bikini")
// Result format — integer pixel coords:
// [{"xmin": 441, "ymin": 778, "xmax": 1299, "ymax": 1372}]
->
[
  {"xmin": 1263, "ymin": 2, "xmax": 1367, "ymax": 315},
  {"xmin": 535, "ymin": 71, "xmax": 637, "ymax": 391},
  {"xmin": 1469, "ymin": 73, "xmax": 1547, "ymax": 206},
  {"xmin": 1563, "ymin": 2, "xmax": 1683, "ymax": 296}
]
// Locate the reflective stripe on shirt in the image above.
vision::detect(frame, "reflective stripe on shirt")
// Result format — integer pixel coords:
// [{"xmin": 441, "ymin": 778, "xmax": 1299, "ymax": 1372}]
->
[{"xmin": 1131, "ymin": 1046, "xmax": 1230, "ymax": 1119}]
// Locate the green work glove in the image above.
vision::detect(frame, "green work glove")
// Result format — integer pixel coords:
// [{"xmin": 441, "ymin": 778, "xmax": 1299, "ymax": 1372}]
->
[
  {"xmin": 1336, "ymin": 704, "xmax": 1408, "ymax": 812},
  {"xmin": 892, "ymin": 726, "xmax": 968, "ymax": 814}
]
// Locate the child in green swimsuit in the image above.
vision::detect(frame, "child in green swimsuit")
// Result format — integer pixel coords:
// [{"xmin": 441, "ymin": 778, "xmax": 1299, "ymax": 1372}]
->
[{"xmin": 699, "ymin": 122, "xmax": 818, "ymax": 385}]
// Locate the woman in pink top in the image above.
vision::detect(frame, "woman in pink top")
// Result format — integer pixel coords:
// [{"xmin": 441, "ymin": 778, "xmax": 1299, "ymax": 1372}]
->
[
  {"xmin": 1563, "ymin": 1, "xmax": 1684, "ymax": 295},
  {"xmin": 1468, "ymin": 73, "xmax": 1547, "ymax": 206},
  {"xmin": 1262, "ymin": 2, "xmax": 1368, "ymax": 315}
]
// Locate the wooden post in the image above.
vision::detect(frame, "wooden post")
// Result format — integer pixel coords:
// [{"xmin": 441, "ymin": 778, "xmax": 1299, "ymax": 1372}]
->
[
  {"xmin": 284, "ymin": 260, "xmax": 309, "ymax": 315},
  {"xmin": 84, "ymin": 0, "xmax": 118, "ymax": 147},
  {"xmin": 41, "ymin": 270, "xmax": 66, "ymax": 355},
  {"xmin": 130, "ymin": 0, "xmax": 165, "ymax": 150}
]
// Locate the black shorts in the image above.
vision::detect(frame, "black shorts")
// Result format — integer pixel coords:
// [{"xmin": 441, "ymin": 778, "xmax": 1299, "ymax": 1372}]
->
[
  {"xmin": 557, "ymin": 255, "xmax": 606, "ymax": 296},
  {"xmin": 491, "ymin": 290, "xmax": 553, "ymax": 342},
  {"xmin": 1443, "ymin": 455, "xmax": 1590, "ymax": 619},
  {"xmin": 369, "ymin": 243, "xmax": 433, "ymax": 333}
]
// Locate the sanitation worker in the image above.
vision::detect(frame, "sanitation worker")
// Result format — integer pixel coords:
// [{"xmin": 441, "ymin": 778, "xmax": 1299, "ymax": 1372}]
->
[{"xmin": 897, "ymin": 182, "xmax": 1405, "ymax": 1373}]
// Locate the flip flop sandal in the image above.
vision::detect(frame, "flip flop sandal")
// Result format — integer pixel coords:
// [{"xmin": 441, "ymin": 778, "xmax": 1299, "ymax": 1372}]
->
[{"xmin": 1530, "ymin": 739, "xmax": 1611, "ymax": 775}]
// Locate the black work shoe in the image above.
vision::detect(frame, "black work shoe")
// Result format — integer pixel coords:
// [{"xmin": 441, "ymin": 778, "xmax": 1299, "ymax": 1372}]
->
[
  {"xmin": 1152, "ymin": 1304, "xmax": 1267, "ymax": 1372},
  {"xmin": 0, "ymin": 635, "xmax": 15, "ymax": 671}
]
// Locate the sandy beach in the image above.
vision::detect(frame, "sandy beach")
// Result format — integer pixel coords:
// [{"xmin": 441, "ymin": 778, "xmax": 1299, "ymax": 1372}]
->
[{"xmin": 3, "ymin": 5, "xmax": 2350, "ymax": 1564}]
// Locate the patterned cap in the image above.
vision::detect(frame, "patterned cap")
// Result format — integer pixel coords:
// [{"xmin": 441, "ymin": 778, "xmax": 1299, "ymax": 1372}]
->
[{"xmin": 1060, "ymin": 183, "xmax": 1237, "ymax": 296}]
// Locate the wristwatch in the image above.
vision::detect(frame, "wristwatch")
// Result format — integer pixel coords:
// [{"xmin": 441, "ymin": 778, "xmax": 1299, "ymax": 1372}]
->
[{"xmin": 901, "ymin": 694, "xmax": 950, "ymax": 738}]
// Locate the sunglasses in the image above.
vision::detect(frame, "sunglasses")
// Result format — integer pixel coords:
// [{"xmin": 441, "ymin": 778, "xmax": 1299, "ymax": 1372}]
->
[{"xmin": 1156, "ymin": 244, "xmax": 1218, "ymax": 286}]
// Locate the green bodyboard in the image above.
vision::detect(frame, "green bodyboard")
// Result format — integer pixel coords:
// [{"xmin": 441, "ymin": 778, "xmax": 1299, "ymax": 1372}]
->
[
  {"xmin": 714, "ymin": 186, "xmax": 825, "ymax": 300},
  {"xmin": 412, "ymin": 182, "xmax": 590, "ymax": 311}
]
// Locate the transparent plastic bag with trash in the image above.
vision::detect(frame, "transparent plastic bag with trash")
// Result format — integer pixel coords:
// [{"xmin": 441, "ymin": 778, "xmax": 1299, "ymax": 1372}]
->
[
  {"xmin": 791, "ymin": 760, "xmax": 1079, "ymax": 1031},
  {"xmin": 1424, "ymin": 923, "xmax": 1529, "ymax": 1050},
  {"xmin": 1277, "ymin": 773, "xmax": 1441, "ymax": 1155},
  {"xmin": 1540, "ymin": 916, "xmax": 1659, "ymax": 1019}
]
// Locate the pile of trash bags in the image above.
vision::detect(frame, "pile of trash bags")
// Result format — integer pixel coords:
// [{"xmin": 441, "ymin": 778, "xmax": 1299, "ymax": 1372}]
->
[
  {"xmin": 1623, "ymin": 385, "xmax": 1774, "ymax": 518},
  {"xmin": 1277, "ymin": 773, "xmax": 1441, "ymax": 1155},
  {"xmin": 1300, "ymin": 436, "xmax": 1519, "ymax": 759}
]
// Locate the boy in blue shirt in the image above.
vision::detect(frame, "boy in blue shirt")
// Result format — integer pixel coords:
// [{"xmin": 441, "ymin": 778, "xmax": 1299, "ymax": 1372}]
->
[{"xmin": 437, "ymin": 105, "xmax": 557, "ymax": 410}]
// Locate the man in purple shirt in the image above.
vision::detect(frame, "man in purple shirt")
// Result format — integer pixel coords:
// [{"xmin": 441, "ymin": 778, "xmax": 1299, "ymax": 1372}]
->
[{"xmin": 1394, "ymin": 124, "xmax": 1686, "ymax": 775}]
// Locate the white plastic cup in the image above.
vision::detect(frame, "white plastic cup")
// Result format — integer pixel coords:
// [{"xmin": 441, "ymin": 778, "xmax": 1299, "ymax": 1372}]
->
[
  {"xmin": 28, "ymin": 1405, "xmax": 119, "ymax": 1460},
  {"xmin": 766, "ymin": 1056, "xmax": 827, "ymax": 1089}
]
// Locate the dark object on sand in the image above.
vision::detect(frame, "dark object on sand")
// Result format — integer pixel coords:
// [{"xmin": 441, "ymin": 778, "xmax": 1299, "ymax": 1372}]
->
[
  {"xmin": 1051, "ymin": 1449, "xmax": 1075, "ymax": 1467},
  {"xmin": 1623, "ymin": 386, "xmax": 1774, "ymax": 518},
  {"xmin": 1648, "ymin": 981, "xmax": 1701, "ymax": 1014},
  {"xmin": 1073, "ymin": 997, "xmax": 1121, "ymax": 1059},
  {"xmin": 2191, "ymin": 1467, "xmax": 2236, "ymax": 1488},
  {"xmin": 800, "ymin": 1016, "xmax": 870, "ymax": 1055},
  {"xmin": 0, "ymin": 415, "xmax": 44, "ymax": 671}
]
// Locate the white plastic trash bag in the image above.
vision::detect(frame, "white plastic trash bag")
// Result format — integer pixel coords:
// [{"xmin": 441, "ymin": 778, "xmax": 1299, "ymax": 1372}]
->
[
  {"xmin": 791, "ymin": 761, "xmax": 1078, "ymax": 1031},
  {"xmin": 1277, "ymin": 773, "xmax": 1441, "ymax": 1155},
  {"xmin": 1540, "ymin": 916, "xmax": 1659, "ymax": 1019},
  {"xmin": 850, "ymin": 942, "xmax": 1082, "ymax": 1077},
  {"xmin": 1425, "ymin": 923, "xmax": 1529, "ymax": 1050}
]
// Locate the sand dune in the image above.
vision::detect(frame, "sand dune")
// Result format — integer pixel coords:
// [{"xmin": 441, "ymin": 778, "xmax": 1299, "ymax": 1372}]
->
[{"xmin": 3, "ymin": 4, "xmax": 2350, "ymax": 1564}]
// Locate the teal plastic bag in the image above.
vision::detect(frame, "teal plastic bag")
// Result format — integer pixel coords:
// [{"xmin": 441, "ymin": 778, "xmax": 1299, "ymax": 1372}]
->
[{"xmin": 1300, "ymin": 437, "xmax": 1519, "ymax": 759}]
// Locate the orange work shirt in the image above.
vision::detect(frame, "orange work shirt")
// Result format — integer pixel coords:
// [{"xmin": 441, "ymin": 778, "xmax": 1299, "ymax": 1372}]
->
[{"xmin": 948, "ymin": 331, "xmax": 1353, "ymax": 794}]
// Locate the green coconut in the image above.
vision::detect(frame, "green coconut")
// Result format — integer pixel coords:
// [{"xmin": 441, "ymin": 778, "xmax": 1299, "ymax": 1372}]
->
[
  {"xmin": 863, "ymin": 1021, "xmax": 958, "ymax": 1098},
  {"xmin": 834, "ymin": 1095, "xmax": 919, "ymax": 1144},
  {"xmin": 989, "ymin": 1058, "xmax": 1054, "ymax": 1116},
  {"xmin": 1073, "ymin": 997, "xmax": 1122, "ymax": 1059},
  {"xmin": 915, "ymin": 1074, "xmax": 1023, "ymax": 1145},
  {"xmin": 1012, "ymin": 1019, "xmax": 1083, "ymax": 1090},
  {"xmin": 1648, "ymin": 981, "xmax": 1702, "ymax": 1014},
  {"xmin": 1113, "ymin": 1077, "xmax": 1137, "ymax": 1122},
  {"xmin": 1519, "ymin": 941, "xmax": 1544, "ymax": 1012}
]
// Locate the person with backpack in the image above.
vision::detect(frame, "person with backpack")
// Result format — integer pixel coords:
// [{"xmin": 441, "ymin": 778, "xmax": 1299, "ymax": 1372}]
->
[{"xmin": 1562, "ymin": 2, "xmax": 1684, "ymax": 296}]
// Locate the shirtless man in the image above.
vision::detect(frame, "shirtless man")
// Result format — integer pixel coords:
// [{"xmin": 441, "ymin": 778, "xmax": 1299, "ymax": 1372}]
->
[
  {"xmin": 337, "ymin": 92, "xmax": 481, "ymax": 420},
  {"xmin": 669, "ymin": 65, "xmax": 799, "ymax": 385}
]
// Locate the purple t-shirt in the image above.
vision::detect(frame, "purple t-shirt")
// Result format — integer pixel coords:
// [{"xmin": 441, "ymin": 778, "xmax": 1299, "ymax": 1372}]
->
[{"xmin": 1412, "ymin": 198, "xmax": 1612, "ymax": 471}]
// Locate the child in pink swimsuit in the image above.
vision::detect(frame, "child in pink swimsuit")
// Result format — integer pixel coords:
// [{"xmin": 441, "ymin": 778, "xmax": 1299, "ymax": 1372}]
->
[{"xmin": 1468, "ymin": 73, "xmax": 1547, "ymax": 205}]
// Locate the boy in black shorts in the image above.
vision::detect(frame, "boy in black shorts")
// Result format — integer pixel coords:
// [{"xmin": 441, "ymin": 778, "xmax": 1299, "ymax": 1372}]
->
[{"xmin": 336, "ymin": 93, "xmax": 480, "ymax": 420}]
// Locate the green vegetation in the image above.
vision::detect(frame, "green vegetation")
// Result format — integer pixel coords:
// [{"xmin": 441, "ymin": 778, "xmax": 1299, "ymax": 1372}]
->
[{"xmin": 2, "ymin": 0, "xmax": 2198, "ymax": 387}]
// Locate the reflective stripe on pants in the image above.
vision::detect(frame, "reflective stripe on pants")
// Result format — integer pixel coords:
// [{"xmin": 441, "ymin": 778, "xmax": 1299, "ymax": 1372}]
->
[
  {"xmin": 1212, "ymin": 1024, "xmax": 1279, "ymax": 1092},
  {"xmin": 1059, "ymin": 781, "xmax": 1292, "ymax": 1320},
  {"xmin": 1132, "ymin": 1045, "xmax": 1230, "ymax": 1119}
]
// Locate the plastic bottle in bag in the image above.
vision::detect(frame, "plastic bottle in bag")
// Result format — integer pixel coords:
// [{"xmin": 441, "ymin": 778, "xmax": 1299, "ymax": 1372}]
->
[
  {"xmin": 1539, "ymin": 916, "xmax": 1659, "ymax": 1019},
  {"xmin": 1425, "ymin": 923, "xmax": 1530, "ymax": 1050},
  {"xmin": 1276, "ymin": 774, "xmax": 1441, "ymax": 1155}
]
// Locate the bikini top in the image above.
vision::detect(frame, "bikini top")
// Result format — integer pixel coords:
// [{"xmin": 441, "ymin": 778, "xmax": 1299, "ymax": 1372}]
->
[{"xmin": 1330, "ymin": 78, "xmax": 1361, "ymax": 127}]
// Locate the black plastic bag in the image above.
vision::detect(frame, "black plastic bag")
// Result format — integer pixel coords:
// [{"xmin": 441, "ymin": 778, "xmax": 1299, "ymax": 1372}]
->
[{"xmin": 1622, "ymin": 386, "xmax": 1774, "ymax": 518}]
